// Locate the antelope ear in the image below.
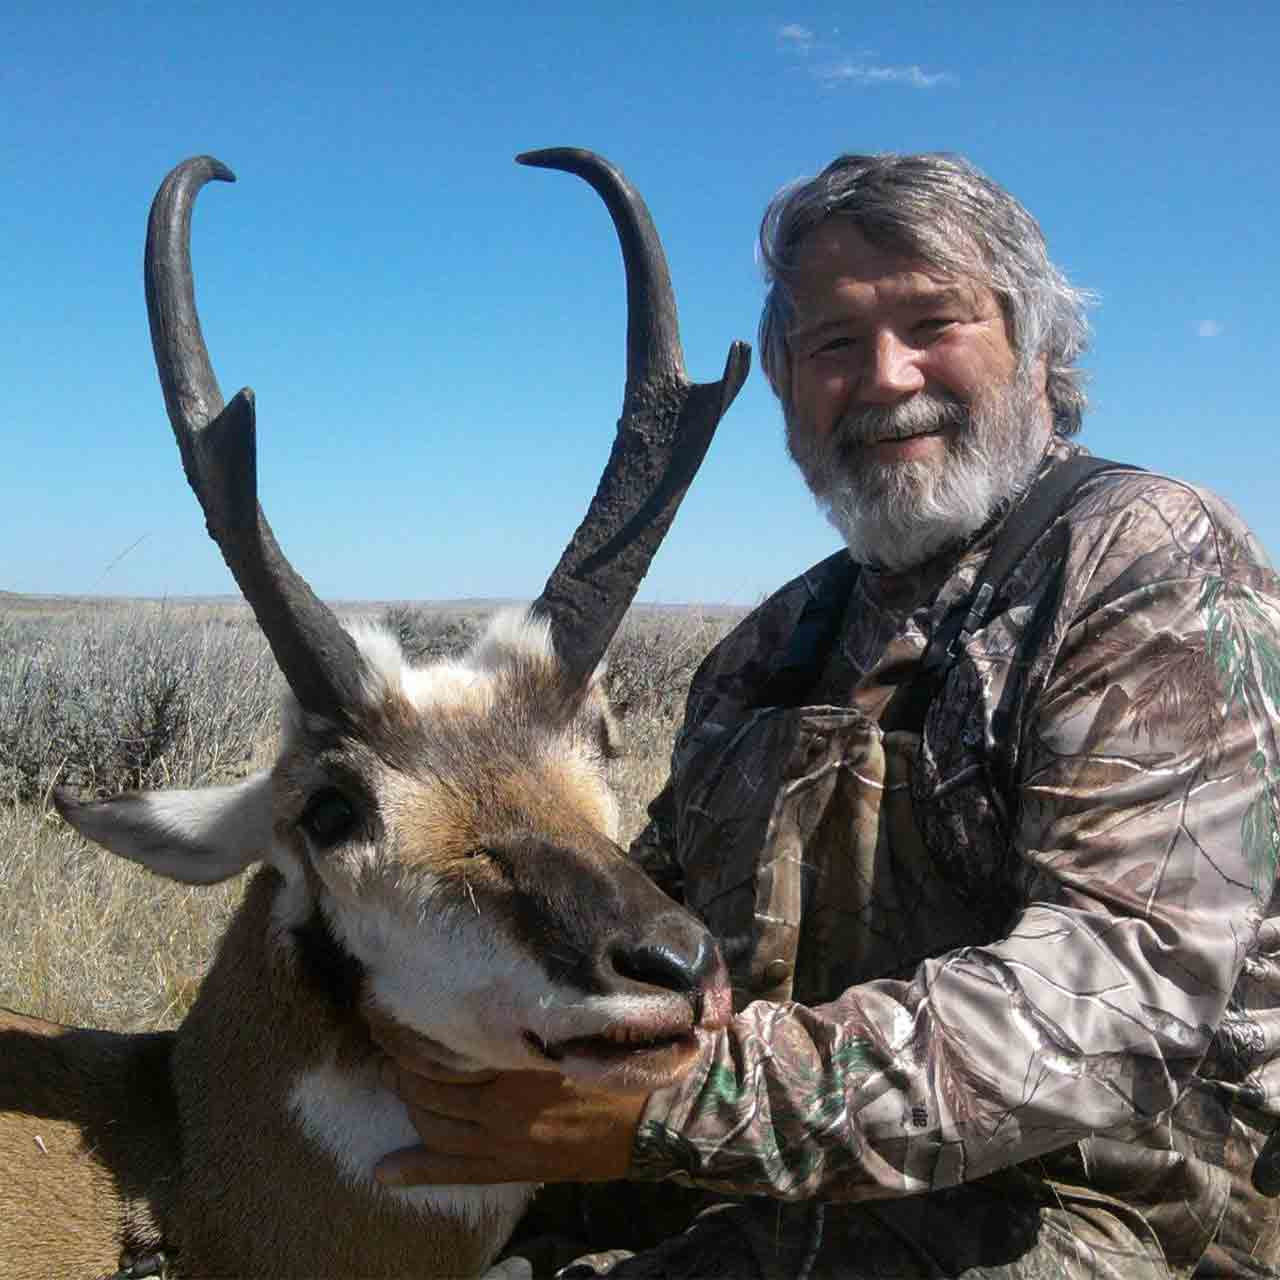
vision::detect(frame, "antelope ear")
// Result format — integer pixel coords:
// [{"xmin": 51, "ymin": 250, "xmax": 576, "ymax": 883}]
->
[{"xmin": 53, "ymin": 772, "xmax": 272, "ymax": 885}]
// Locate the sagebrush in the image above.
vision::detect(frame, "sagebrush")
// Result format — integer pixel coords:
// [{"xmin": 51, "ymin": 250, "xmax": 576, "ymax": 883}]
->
[{"xmin": 0, "ymin": 605, "xmax": 277, "ymax": 804}]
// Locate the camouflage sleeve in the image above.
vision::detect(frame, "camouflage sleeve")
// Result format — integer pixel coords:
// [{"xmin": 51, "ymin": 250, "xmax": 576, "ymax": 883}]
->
[{"xmin": 631, "ymin": 492, "xmax": 1280, "ymax": 1202}]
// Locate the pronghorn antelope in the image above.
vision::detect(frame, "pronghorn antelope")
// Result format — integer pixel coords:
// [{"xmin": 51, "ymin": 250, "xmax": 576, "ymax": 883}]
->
[{"xmin": 0, "ymin": 150, "xmax": 747, "ymax": 1278}]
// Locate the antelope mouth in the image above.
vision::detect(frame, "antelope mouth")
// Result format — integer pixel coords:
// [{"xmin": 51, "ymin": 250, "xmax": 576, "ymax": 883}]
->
[
  {"xmin": 523, "ymin": 1019, "xmax": 700, "ymax": 1085},
  {"xmin": 524, "ymin": 1027, "xmax": 695, "ymax": 1062}
]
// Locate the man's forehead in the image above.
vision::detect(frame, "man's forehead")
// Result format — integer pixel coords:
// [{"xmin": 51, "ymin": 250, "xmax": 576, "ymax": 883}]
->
[
  {"xmin": 792, "ymin": 223, "xmax": 971, "ymax": 289},
  {"xmin": 794, "ymin": 216, "xmax": 976, "ymax": 272},
  {"xmin": 786, "ymin": 222, "xmax": 993, "ymax": 327}
]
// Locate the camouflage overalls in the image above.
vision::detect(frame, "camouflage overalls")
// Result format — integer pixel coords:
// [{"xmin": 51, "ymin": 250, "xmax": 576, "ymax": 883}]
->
[{"xmin": 559, "ymin": 440, "xmax": 1280, "ymax": 1278}]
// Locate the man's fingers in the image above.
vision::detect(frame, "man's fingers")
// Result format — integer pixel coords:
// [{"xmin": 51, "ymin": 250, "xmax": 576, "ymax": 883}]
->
[
  {"xmin": 388, "ymin": 1065, "xmax": 502, "ymax": 1115},
  {"xmin": 374, "ymin": 1143, "xmax": 506, "ymax": 1187},
  {"xmin": 401, "ymin": 1101, "xmax": 487, "ymax": 1147},
  {"xmin": 378, "ymin": 1065, "xmax": 646, "ymax": 1185},
  {"xmin": 380, "ymin": 1055, "xmax": 498, "ymax": 1089}
]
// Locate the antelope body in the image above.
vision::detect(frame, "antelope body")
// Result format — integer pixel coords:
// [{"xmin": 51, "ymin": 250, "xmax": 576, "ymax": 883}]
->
[{"xmin": 0, "ymin": 150, "xmax": 747, "ymax": 1278}]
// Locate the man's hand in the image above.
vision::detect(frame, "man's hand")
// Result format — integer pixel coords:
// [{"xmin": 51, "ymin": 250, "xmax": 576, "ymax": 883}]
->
[{"xmin": 375, "ymin": 1058, "xmax": 649, "ymax": 1187}]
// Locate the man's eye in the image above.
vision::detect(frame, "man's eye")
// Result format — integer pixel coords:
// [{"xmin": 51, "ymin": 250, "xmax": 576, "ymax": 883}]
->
[
  {"xmin": 812, "ymin": 336, "xmax": 859, "ymax": 358},
  {"xmin": 915, "ymin": 316, "xmax": 957, "ymax": 338},
  {"xmin": 299, "ymin": 788, "xmax": 359, "ymax": 847}
]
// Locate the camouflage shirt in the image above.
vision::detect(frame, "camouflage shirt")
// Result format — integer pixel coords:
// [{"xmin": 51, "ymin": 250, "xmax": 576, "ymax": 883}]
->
[{"xmin": 627, "ymin": 439, "xmax": 1280, "ymax": 1268}]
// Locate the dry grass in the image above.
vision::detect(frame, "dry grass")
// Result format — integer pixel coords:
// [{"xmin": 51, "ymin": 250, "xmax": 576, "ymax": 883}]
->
[
  {"xmin": 0, "ymin": 801, "xmax": 243, "ymax": 1028},
  {"xmin": 0, "ymin": 601, "xmax": 738, "ymax": 1032}
]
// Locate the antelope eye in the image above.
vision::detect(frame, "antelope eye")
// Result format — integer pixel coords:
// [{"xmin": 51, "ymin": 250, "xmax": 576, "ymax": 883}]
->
[{"xmin": 299, "ymin": 788, "xmax": 358, "ymax": 847}]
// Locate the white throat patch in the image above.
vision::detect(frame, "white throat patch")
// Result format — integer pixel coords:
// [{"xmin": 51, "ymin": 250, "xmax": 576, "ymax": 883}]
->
[{"xmin": 287, "ymin": 1055, "xmax": 533, "ymax": 1225}]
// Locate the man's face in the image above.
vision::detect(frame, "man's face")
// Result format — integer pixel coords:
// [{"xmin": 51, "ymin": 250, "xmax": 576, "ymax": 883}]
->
[{"xmin": 784, "ymin": 221, "xmax": 1051, "ymax": 569}]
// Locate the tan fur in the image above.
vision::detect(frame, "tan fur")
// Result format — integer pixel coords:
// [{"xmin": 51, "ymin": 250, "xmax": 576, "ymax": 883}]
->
[{"xmin": 0, "ymin": 1009, "xmax": 176, "ymax": 1276}]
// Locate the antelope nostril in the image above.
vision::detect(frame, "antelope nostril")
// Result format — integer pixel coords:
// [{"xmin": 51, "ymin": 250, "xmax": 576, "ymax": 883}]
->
[{"xmin": 610, "ymin": 941, "xmax": 699, "ymax": 995}]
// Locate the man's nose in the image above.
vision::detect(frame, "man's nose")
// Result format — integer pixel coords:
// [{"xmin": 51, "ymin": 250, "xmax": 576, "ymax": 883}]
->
[{"xmin": 858, "ymin": 330, "xmax": 925, "ymax": 403}]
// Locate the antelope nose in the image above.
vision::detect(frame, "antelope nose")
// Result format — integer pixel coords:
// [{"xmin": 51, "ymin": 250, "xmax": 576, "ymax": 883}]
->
[
  {"xmin": 611, "ymin": 941, "xmax": 699, "ymax": 992},
  {"xmin": 608, "ymin": 933, "xmax": 722, "ymax": 1018}
]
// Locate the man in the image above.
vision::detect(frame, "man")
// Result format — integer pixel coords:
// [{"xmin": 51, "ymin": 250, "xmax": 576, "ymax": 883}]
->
[{"xmin": 380, "ymin": 154, "xmax": 1280, "ymax": 1277}]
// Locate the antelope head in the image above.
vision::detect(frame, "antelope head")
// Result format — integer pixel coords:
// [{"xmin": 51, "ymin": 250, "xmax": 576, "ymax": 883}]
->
[{"xmin": 55, "ymin": 151, "xmax": 748, "ymax": 1094}]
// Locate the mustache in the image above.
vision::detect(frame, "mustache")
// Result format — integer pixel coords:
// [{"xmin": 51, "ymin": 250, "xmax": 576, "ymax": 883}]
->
[{"xmin": 832, "ymin": 394, "xmax": 969, "ymax": 450}]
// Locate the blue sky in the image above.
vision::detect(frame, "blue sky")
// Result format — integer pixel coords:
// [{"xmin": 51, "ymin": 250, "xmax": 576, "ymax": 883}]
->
[{"xmin": 4, "ymin": 2, "xmax": 1276, "ymax": 605}]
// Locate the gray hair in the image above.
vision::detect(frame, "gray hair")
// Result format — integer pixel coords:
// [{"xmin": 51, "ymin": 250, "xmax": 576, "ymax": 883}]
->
[{"xmin": 758, "ymin": 153, "xmax": 1092, "ymax": 435}]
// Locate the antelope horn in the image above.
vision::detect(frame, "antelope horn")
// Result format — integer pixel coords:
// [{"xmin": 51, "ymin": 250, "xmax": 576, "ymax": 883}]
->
[
  {"xmin": 145, "ymin": 156, "xmax": 368, "ymax": 719},
  {"xmin": 519, "ymin": 148, "xmax": 750, "ymax": 686}
]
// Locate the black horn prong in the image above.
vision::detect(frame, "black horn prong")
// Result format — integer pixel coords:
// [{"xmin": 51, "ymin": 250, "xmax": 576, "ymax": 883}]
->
[
  {"xmin": 145, "ymin": 157, "xmax": 368, "ymax": 718},
  {"xmin": 521, "ymin": 148, "xmax": 751, "ymax": 685}
]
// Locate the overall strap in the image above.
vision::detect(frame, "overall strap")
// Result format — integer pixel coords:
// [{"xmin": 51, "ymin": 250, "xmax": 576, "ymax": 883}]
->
[
  {"xmin": 914, "ymin": 455, "xmax": 1141, "ymax": 708},
  {"xmin": 757, "ymin": 551, "xmax": 860, "ymax": 708}
]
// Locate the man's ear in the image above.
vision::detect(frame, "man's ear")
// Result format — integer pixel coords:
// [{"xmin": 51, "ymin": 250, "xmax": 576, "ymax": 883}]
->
[{"xmin": 54, "ymin": 772, "xmax": 273, "ymax": 885}]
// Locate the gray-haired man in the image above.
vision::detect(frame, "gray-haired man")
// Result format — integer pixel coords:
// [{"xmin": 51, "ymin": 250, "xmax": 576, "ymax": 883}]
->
[{"xmin": 386, "ymin": 154, "xmax": 1280, "ymax": 1279}]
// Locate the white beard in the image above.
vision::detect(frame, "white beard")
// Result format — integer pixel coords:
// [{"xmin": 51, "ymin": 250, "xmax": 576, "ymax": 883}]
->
[{"xmin": 787, "ymin": 373, "xmax": 1049, "ymax": 571}]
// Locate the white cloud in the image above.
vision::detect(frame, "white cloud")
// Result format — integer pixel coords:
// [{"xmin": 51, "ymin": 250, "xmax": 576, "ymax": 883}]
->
[
  {"xmin": 773, "ymin": 24, "xmax": 949, "ymax": 89},
  {"xmin": 1197, "ymin": 320, "xmax": 1224, "ymax": 339},
  {"xmin": 777, "ymin": 24, "xmax": 815, "ymax": 52},
  {"xmin": 813, "ymin": 60, "xmax": 950, "ymax": 90}
]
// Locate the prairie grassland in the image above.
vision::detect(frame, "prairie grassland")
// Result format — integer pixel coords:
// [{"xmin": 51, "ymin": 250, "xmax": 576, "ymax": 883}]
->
[{"xmin": 0, "ymin": 599, "xmax": 737, "ymax": 1032}]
